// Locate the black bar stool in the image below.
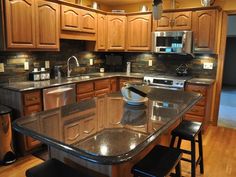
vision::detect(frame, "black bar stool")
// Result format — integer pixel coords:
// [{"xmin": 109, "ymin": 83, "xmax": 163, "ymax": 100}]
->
[
  {"xmin": 131, "ymin": 145, "xmax": 182, "ymax": 177},
  {"xmin": 170, "ymin": 120, "xmax": 204, "ymax": 177},
  {"xmin": 26, "ymin": 158, "xmax": 93, "ymax": 177}
]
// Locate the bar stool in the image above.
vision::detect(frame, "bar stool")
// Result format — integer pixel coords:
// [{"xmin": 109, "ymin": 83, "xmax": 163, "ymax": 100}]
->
[
  {"xmin": 26, "ymin": 159, "xmax": 93, "ymax": 177},
  {"xmin": 170, "ymin": 120, "xmax": 204, "ymax": 177},
  {"xmin": 131, "ymin": 145, "xmax": 182, "ymax": 177}
]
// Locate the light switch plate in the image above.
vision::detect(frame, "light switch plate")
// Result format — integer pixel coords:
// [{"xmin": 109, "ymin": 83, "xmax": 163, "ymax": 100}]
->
[
  {"xmin": 45, "ymin": 61, "xmax": 50, "ymax": 69},
  {"xmin": 148, "ymin": 60, "xmax": 152, "ymax": 66},
  {"xmin": 90, "ymin": 59, "xmax": 93, "ymax": 65},
  {"xmin": 0, "ymin": 63, "xmax": 4, "ymax": 72},
  {"xmin": 24, "ymin": 62, "xmax": 29, "ymax": 70},
  {"xmin": 203, "ymin": 62, "xmax": 213, "ymax": 70}
]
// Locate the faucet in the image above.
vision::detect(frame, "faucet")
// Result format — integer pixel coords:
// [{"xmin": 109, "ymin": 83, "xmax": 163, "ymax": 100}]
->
[{"xmin": 67, "ymin": 56, "xmax": 80, "ymax": 78}]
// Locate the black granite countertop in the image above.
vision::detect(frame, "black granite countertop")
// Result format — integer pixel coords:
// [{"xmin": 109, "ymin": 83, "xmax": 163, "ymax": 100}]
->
[
  {"xmin": 187, "ymin": 78, "xmax": 215, "ymax": 85},
  {"xmin": 13, "ymin": 87, "xmax": 201, "ymax": 164},
  {"xmin": 0, "ymin": 72, "xmax": 144, "ymax": 92}
]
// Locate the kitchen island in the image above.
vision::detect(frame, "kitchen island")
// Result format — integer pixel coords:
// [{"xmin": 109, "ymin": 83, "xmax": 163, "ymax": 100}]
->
[{"xmin": 13, "ymin": 87, "xmax": 201, "ymax": 177}]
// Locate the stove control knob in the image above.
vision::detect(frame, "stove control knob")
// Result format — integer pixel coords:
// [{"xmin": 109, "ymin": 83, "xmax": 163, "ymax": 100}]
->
[
  {"xmin": 176, "ymin": 82, "xmax": 179, "ymax": 85},
  {"xmin": 180, "ymin": 83, "xmax": 183, "ymax": 85}
]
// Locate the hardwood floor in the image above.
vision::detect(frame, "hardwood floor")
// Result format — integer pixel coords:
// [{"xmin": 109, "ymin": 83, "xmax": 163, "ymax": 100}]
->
[{"xmin": 0, "ymin": 125, "xmax": 236, "ymax": 177}]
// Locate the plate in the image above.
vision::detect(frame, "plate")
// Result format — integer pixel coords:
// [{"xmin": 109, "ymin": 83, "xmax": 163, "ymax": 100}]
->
[{"xmin": 123, "ymin": 97, "xmax": 148, "ymax": 106}]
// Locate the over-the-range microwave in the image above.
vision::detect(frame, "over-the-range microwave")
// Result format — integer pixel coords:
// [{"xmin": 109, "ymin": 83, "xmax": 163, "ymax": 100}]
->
[{"xmin": 152, "ymin": 31, "xmax": 192, "ymax": 54}]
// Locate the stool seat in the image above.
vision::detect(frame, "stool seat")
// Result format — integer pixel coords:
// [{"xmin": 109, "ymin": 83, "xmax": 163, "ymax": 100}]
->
[
  {"xmin": 26, "ymin": 159, "xmax": 93, "ymax": 177},
  {"xmin": 132, "ymin": 145, "xmax": 182, "ymax": 177},
  {"xmin": 171, "ymin": 120, "xmax": 202, "ymax": 140}
]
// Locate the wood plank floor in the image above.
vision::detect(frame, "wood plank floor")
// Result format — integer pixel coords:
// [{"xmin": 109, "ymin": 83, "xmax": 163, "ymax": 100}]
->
[{"xmin": 0, "ymin": 125, "xmax": 236, "ymax": 177}]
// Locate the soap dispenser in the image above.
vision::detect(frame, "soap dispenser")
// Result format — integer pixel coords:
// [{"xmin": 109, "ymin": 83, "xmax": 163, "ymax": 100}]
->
[{"xmin": 126, "ymin": 62, "xmax": 131, "ymax": 74}]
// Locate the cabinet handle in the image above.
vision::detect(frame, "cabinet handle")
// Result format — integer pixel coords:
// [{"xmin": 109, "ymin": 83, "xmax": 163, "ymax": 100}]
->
[
  {"xmin": 83, "ymin": 127, "xmax": 95, "ymax": 134},
  {"xmin": 112, "ymin": 121, "xmax": 121, "ymax": 125}
]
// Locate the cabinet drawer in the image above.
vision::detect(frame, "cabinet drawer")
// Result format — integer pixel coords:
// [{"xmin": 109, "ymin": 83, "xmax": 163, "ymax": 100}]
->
[
  {"xmin": 77, "ymin": 82, "xmax": 94, "ymax": 94},
  {"xmin": 187, "ymin": 105, "xmax": 205, "ymax": 116},
  {"xmin": 24, "ymin": 104, "xmax": 42, "ymax": 116},
  {"xmin": 95, "ymin": 88, "xmax": 110, "ymax": 97},
  {"xmin": 184, "ymin": 114, "xmax": 203, "ymax": 122},
  {"xmin": 23, "ymin": 91, "xmax": 41, "ymax": 106},
  {"xmin": 196, "ymin": 97, "xmax": 206, "ymax": 106},
  {"xmin": 77, "ymin": 92, "xmax": 94, "ymax": 102},
  {"xmin": 94, "ymin": 79, "xmax": 110, "ymax": 90},
  {"xmin": 185, "ymin": 84, "xmax": 207, "ymax": 96}
]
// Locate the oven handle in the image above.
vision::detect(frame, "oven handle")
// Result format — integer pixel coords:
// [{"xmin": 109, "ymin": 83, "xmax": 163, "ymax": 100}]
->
[{"xmin": 148, "ymin": 85, "xmax": 183, "ymax": 91}]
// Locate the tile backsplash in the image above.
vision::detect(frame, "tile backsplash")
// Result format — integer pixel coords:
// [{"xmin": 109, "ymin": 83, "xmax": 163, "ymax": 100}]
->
[{"xmin": 0, "ymin": 40, "xmax": 217, "ymax": 83}]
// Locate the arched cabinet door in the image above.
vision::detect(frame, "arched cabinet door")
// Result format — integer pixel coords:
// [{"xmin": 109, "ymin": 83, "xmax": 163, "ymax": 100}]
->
[
  {"xmin": 80, "ymin": 9, "xmax": 97, "ymax": 33},
  {"xmin": 193, "ymin": 9, "xmax": 217, "ymax": 53},
  {"xmin": 107, "ymin": 15, "xmax": 127, "ymax": 50},
  {"xmin": 5, "ymin": 0, "xmax": 36, "ymax": 48},
  {"xmin": 172, "ymin": 11, "xmax": 192, "ymax": 30},
  {"xmin": 97, "ymin": 13, "xmax": 107, "ymax": 50},
  {"xmin": 127, "ymin": 14, "xmax": 151, "ymax": 51},
  {"xmin": 61, "ymin": 5, "xmax": 80, "ymax": 31},
  {"xmin": 35, "ymin": 1, "xmax": 59, "ymax": 49}
]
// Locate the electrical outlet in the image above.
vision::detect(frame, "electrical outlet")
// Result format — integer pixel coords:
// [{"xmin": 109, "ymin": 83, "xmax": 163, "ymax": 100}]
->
[
  {"xmin": 203, "ymin": 62, "xmax": 213, "ymax": 70},
  {"xmin": 90, "ymin": 59, "xmax": 93, "ymax": 65},
  {"xmin": 24, "ymin": 62, "xmax": 29, "ymax": 70},
  {"xmin": 148, "ymin": 60, "xmax": 152, "ymax": 66},
  {"xmin": 0, "ymin": 63, "xmax": 4, "ymax": 72},
  {"xmin": 45, "ymin": 61, "xmax": 50, "ymax": 69}
]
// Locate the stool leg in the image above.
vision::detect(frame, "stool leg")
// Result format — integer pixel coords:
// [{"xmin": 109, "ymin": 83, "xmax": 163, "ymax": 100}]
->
[
  {"xmin": 198, "ymin": 131, "xmax": 204, "ymax": 174},
  {"xmin": 177, "ymin": 138, "xmax": 182, "ymax": 148},
  {"xmin": 191, "ymin": 139, "xmax": 196, "ymax": 177},
  {"xmin": 170, "ymin": 135, "xmax": 176, "ymax": 147},
  {"xmin": 175, "ymin": 161, "xmax": 182, "ymax": 177}
]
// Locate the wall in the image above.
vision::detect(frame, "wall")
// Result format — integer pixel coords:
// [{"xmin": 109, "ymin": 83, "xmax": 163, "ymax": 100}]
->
[
  {"xmin": 228, "ymin": 15, "xmax": 236, "ymax": 36},
  {"xmin": 222, "ymin": 37, "xmax": 236, "ymax": 86}
]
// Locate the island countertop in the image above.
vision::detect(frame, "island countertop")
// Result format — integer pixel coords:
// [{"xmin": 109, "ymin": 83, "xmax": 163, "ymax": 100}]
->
[{"xmin": 13, "ymin": 87, "xmax": 201, "ymax": 165}]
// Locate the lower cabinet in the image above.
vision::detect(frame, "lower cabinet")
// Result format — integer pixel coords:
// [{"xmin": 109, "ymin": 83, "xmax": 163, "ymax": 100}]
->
[
  {"xmin": 96, "ymin": 96, "xmax": 107, "ymax": 131},
  {"xmin": 184, "ymin": 83, "xmax": 213, "ymax": 132}
]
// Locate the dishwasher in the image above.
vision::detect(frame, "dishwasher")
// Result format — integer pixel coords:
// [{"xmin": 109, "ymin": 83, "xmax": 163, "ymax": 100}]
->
[{"xmin": 43, "ymin": 84, "xmax": 76, "ymax": 110}]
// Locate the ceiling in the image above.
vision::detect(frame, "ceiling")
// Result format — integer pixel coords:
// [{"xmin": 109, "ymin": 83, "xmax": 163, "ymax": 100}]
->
[{"xmin": 94, "ymin": 0, "xmax": 152, "ymax": 6}]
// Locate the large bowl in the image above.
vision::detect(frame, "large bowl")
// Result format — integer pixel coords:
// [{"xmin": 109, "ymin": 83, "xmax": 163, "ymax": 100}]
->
[{"xmin": 121, "ymin": 87, "xmax": 145, "ymax": 102}]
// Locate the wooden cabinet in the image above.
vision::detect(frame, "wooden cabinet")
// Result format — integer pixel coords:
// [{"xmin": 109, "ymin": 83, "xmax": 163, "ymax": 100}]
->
[
  {"xmin": 184, "ymin": 83, "xmax": 213, "ymax": 132},
  {"xmin": 118, "ymin": 77, "xmax": 143, "ymax": 90},
  {"xmin": 64, "ymin": 120, "xmax": 82, "ymax": 144},
  {"xmin": 5, "ymin": 0, "xmax": 59, "ymax": 50},
  {"xmin": 153, "ymin": 11, "xmax": 192, "ymax": 31},
  {"xmin": 76, "ymin": 81, "xmax": 94, "ymax": 102},
  {"xmin": 5, "ymin": 0, "xmax": 36, "ymax": 48},
  {"xmin": 192, "ymin": 9, "xmax": 217, "ymax": 53},
  {"xmin": 22, "ymin": 90, "xmax": 42, "ymax": 151},
  {"xmin": 35, "ymin": 1, "xmax": 59, "ymax": 49},
  {"xmin": 127, "ymin": 13, "xmax": 151, "ymax": 51},
  {"xmin": 96, "ymin": 96, "xmax": 107, "ymax": 131},
  {"xmin": 107, "ymin": 15, "xmax": 126, "ymax": 50},
  {"xmin": 110, "ymin": 78, "xmax": 118, "ymax": 93},
  {"xmin": 80, "ymin": 9, "xmax": 97, "ymax": 33},
  {"xmin": 97, "ymin": 13, "xmax": 107, "ymax": 50},
  {"xmin": 107, "ymin": 97, "xmax": 123, "ymax": 128},
  {"xmin": 61, "ymin": 5, "xmax": 80, "ymax": 31},
  {"xmin": 81, "ymin": 111, "xmax": 97, "ymax": 139}
]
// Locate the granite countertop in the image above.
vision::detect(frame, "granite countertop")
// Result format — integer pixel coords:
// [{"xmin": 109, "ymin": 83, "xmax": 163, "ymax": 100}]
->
[
  {"xmin": 13, "ymin": 87, "xmax": 201, "ymax": 164},
  {"xmin": 187, "ymin": 78, "xmax": 215, "ymax": 85},
  {"xmin": 0, "ymin": 72, "xmax": 144, "ymax": 92}
]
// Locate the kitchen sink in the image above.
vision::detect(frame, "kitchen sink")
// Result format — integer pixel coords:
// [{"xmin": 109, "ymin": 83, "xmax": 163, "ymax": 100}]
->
[{"xmin": 66, "ymin": 74, "xmax": 100, "ymax": 81}]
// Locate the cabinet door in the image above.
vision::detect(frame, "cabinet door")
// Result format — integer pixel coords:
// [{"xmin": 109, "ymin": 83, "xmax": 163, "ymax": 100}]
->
[
  {"xmin": 127, "ymin": 14, "xmax": 151, "ymax": 51},
  {"xmin": 61, "ymin": 5, "xmax": 80, "ymax": 31},
  {"xmin": 80, "ymin": 9, "xmax": 97, "ymax": 33},
  {"xmin": 107, "ymin": 15, "xmax": 126, "ymax": 50},
  {"xmin": 81, "ymin": 112, "xmax": 97, "ymax": 139},
  {"xmin": 5, "ymin": 0, "xmax": 36, "ymax": 48},
  {"xmin": 107, "ymin": 97, "xmax": 123, "ymax": 128},
  {"xmin": 172, "ymin": 11, "xmax": 192, "ymax": 30},
  {"xmin": 193, "ymin": 10, "xmax": 216, "ymax": 53},
  {"xmin": 35, "ymin": 1, "xmax": 59, "ymax": 49},
  {"xmin": 64, "ymin": 121, "xmax": 82, "ymax": 144},
  {"xmin": 97, "ymin": 96, "xmax": 107, "ymax": 131},
  {"xmin": 153, "ymin": 13, "xmax": 172, "ymax": 31},
  {"xmin": 110, "ymin": 78, "xmax": 118, "ymax": 93},
  {"xmin": 97, "ymin": 13, "xmax": 107, "ymax": 50}
]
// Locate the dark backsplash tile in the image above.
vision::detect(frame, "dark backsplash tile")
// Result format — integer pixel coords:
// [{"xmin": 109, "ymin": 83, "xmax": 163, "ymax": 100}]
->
[{"xmin": 0, "ymin": 40, "xmax": 217, "ymax": 83}]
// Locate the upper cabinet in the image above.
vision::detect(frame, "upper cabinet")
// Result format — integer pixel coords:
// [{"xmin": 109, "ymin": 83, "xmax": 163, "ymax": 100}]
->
[
  {"xmin": 60, "ymin": 5, "xmax": 97, "ymax": 41},
  {"xmin": 153, "ymin": 11, "xmax": 192, "ymax": 31},
  {"xmin": 127, "ymin": 13, "xmax": 152, "ymax": 51},
  {"xmin": 192, "ymin": 9, "xmax": 217, "ymax": 53},
  {"xmin": 4, "ymin": 0, "xmax": 59, "ymax": 50},
  {"xmin": 107, "ymin": 15, "xmax": 126, "ymax": 51},
  {"xmin": 5, "ymin": 0, "xmax": 36, "ymax": 49},
  {"xmin": 35, "ymin": 1, "xmax": 59, "ymax": 49},
  {"xmin": 61, "ymin": 5, "xmax": 80, "ymax": 31},
  {"xmin": 97, "ymin": 13, "xmax": 107, "ymax": 50},
  {"xmin": 80, "ymin": 9, "xmax": 97, "ymax": 33}
]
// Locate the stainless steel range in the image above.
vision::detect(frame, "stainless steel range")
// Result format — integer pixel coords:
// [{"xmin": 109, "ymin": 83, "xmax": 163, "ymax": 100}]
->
[{"xmin": 143, "ymin": 74, "xmax": 191, "ymax": 90}]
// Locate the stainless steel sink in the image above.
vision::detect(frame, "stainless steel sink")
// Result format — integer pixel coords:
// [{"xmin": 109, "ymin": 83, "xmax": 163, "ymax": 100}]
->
[{"xmin": 66, "ymin": 74, "xmax": 100, "ymax": 81}]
